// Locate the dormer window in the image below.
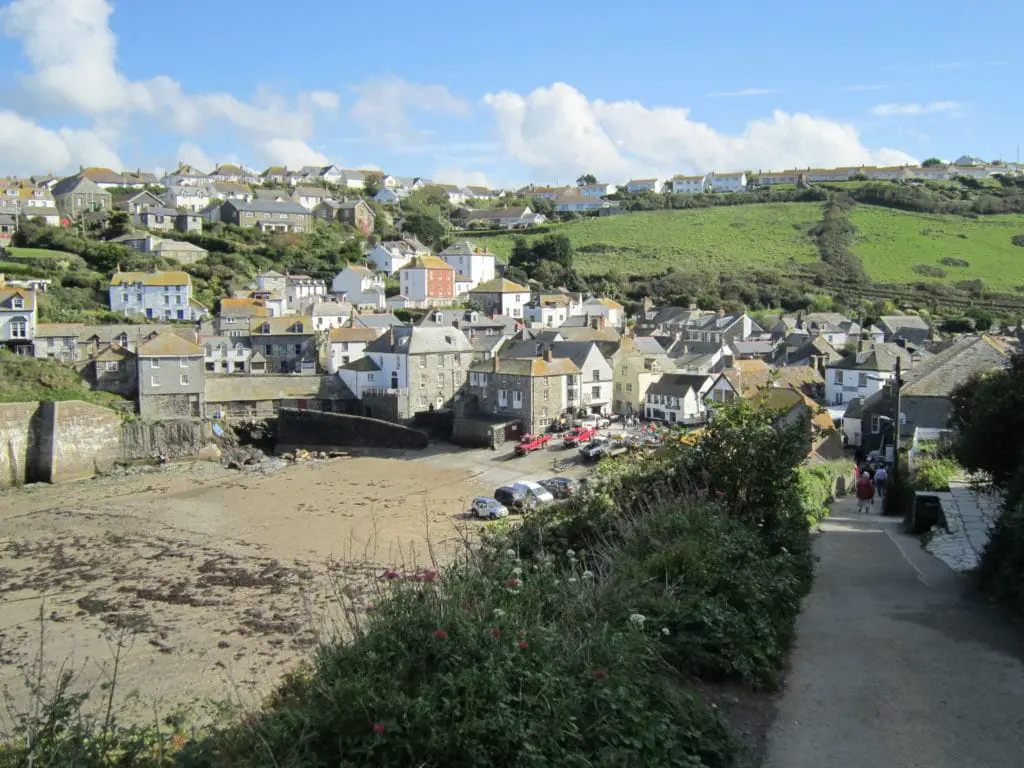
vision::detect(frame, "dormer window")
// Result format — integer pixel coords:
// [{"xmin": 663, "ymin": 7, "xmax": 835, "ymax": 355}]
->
[
  {"xmin": 294, "ymin": 321, "xmax": 304, "ymax": 333},
  {"xmin": 261, "ymin": 322, "xmax": 271, "ymax": 334},
  {"xmin": 11, "ymin": 296, "xmax": 24, "ymax": 309}
]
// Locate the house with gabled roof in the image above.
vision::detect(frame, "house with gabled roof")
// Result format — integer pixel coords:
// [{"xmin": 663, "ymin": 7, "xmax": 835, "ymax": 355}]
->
[
  {"xmin": 161, "ymin": 164, "xmax": 210, "ymax": 187},
  {"xmin": 52, "ymin": 176, "xmax": 112, "ymax": 220},
  {"xmin": 466, "ymin": 350, "xmax": 581, "ymax": 434},
  {"xmin": 468, "ymin": 277, "xmax": 531, "ymax": 319},
  {"xmin": 0, "ymin": 281, "xmax": 36, "ymax": 355},
  {"xmin": 824, "ymin": 341, "xmax": 922, "ymax": 407},
  {"xmin": 315, "ymin": 199, "xmax": 376, "ymax": 236},
  {"xmin": 249, "ymin": 316, "xmax": 317, "ymax": 374},
  {"xmin": 32, "ymin": 323, "xmax": 84, "ymax": 362},
  {"xmin": 83, "ymin": 344, "xmax": 138, "ymax": 396},
  {"xmin": 109, "ymin": 269, "xmax": 207, "ymax": 322},
  {"xmin": 459, "ymin": 206, "xmax": 546, "ymax": 230},
  {"xmin": 210, "ymin": 164, "xmax": 246, "ymax": 183},
  {"xmin": 219, "ymin": 199, "xmax": 310, "ymax": 233},
  {"xmin": 644, "ymin": 373, "xmax": 716, "ymax": 425},
  {"xmin": 369, "ymin": 237, "xmax": 430, "ymax": 274},
  {"xmin": 136, "ymin": 332, "xmax": 206, "ymax": 419},
  {"xmin": 327, "ymin": 325, "xmax": 383, "ymax": 374},
  {"xmin": 330, "ymin": 264, "xmax": 386, "ymax": 310},
  {"xmin": 625, "ymin": 178, "xmax": 665, "ymax": 194},
  {"xmin": 76, "ymin": 167, "xmax": 128, "ymax": 188},
  {"xmin": 397, "ymin": 255, "xmax": 456, "ymax": 308}
]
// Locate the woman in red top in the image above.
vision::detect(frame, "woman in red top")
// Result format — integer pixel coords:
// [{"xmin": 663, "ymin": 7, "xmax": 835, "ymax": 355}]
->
[{"xmin": 856, "ymin": 468, "xmax": 876, "ymax": 513}]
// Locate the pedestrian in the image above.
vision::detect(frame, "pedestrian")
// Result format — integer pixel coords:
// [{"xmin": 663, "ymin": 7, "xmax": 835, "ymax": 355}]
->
[
  {"xmin": 874, "ymin": 464, "xmax": 889, "ymax": 501},
  {"xmin": 856, "ymin": 467, "xmax": 875, "ymax": 514}
]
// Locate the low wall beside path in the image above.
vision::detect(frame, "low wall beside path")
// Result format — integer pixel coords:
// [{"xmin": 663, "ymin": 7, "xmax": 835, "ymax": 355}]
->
[{"xmin": 276, "ymin": 408, "xmax": 429, "ymax": 451}]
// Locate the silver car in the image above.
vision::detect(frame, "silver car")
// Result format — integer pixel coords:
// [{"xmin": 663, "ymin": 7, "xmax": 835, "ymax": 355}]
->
[{"xmin": 471, "ymin": 496, "xmax": 510, "ymax": 520}]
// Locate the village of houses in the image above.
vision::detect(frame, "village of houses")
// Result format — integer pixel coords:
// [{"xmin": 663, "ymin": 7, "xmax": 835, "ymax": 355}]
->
[{"xmin": 0, "ymin": 156, "xmax": 1016, "ymax": 459}]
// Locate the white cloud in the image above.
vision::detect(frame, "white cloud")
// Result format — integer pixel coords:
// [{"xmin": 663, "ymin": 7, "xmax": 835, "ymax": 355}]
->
[
  {"xmin": 350, "ymin": 76, "xmax": 470, "ymax": 144},
  {"xmin": 175, "ymin": 142, "xmax": 216, "ymax": 171},
  {"xmin": 308, "ymin": 90, "xmax": 341, "ymax": 112},
  {"xmin": 869, "ymin": 101, "xmax": 962, "ymax": 116},
  {"xmin": 432, "ymin": 167, "xmax": 492, "ymax": 188},
  {"xmin": 483, "ymin": 83, "xmax": 915, "ymax": 181},
  {"xmin": 0, "ymin": 0, "xmax": 332, "ymax": 171},
  {"xmin": 709, "ymin": 88, "xmax": 780, "ymax": 98},
  {"xmin": 254, "ymin": 138, "xmax": 328, "ymax": 168},
  {"xmin": 0, "ymin": 110, "xmax": 122, "ymax": 175}
]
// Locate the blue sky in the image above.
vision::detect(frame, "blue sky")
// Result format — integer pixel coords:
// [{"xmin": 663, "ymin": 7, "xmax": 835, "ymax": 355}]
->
[{"xmin": 0, "ymin": 0, "xmax": 1020, "ymax": 187}]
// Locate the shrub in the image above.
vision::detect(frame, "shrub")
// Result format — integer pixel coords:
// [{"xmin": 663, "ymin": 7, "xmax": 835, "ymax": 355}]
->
[
  {"xmin": 977, "ymin": 499, "xmax": 1024, "ymax": 611},
  {"xmin": 911, "ymin": 457, "xmax": 959, "ymax": 491},
  {"xmin": 913, "ymin": 264, "xmax": 946, "ymax": 278},
  {"xmin": 939, "ymin": 257, "xmax": 970, "ymax": 267},
  {"xmin": 1012, "ymin": 234, "xmax": 1024, "ymax": 247}
]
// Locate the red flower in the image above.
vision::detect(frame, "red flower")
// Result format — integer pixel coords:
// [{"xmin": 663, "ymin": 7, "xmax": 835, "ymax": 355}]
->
[
  {"xmin": 421, "ymin": 569, "xmax": 439, "ymax": 582},
  {"xmin": 491, "ymin": 627, "xmax": 502, "ymax": 638},
  {"xmin": 432, "ymin": 629, "xmax": 448, "ymax": 639},
  {"xmin": 383, "ymin": 570, "xmax": 400, "ymax": 580},
  {"xmin": 518, "ymin": 641, "xmax": 529, "ymax": 650},
  {"xmin": 505, "ymin": 577, "xmax": 521, "ymax": 588},
  {"xmin": 593, "ymin": 669, "xmax": 608, "ymax": 680},
  {"xmin": 372, "ymin": 723, "xmax": 385, "ymax": 734},
  {"xmin": 715, "ymin": 490, "xmax": 726, "ymax": 498}
]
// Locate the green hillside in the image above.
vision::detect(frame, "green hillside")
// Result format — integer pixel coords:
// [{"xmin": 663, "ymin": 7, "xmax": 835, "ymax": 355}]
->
[
  {"xmin": 849, "ymin": 206, "xmax": 1024, "ymax": 291},
  {"xmin": 473, "ymin": 203, "xmax": 1024, "ymax": 293},
  {"xmin": 473, "ymin": 203, "xmax": 823, "ymax": 276}
]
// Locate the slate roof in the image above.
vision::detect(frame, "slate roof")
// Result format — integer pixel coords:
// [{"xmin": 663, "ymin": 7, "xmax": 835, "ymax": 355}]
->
[
  {"xmin": 311, "ymin": 302, "xmax": 352, "ymax": 317},
  {"xmin": 352, "ymin": 314, "xmax": 407, "ymax": 330},
  {"xmin": 220, "ymin": 298, "xmax": 269, "ymax": 318},
  {"xmin": 401, "ymin": 255, "xmax": 455, "ymax": 271},
  {"xmin": 470, "ymin": 356, "xmax": 579, "ymax": 377},
  {"xmin": 328, "ymin": 326, "xmax": 380, "ymax": 343},
  {"xmin": 828, "ymin": 343, "xmax": 916, "ymax": 372},
  {"xmin": 364, "ymin": 325, "xmax": 473, "ymax": 355},
  {"xmin": 470, "ymin": 277, "xmax": 529, "ymax": 294},
  {"xmin": 900, "ymin": 335, "xmax": 1009, "ymax": 397},
  {"xmin": 109, "ymin": 270, "xmax": 191, "ymax": 287},
  {"xmin": 249, "ymin": 316, "xmax": 314, "ymax": 335},
  {"xmin": 51, "ymin": 176, "xmax": 108, "ymax": 197},
  {"xmin": 137, "ymin": 333, "xmax": 204, "ymax": 357},
  {"xmin": 225, "ymin": 199, "xmax": 307, "ymax": 215},
  {"xmin": 462, "ymin": 206, "xmax": 533, "ymax": 221},
  {"xmin": 341, "ymin": 356, "xmax": 380, "ymax": 372},
  {"xmin": 33, "ymin": 323, "xmax": 84, "ymax": 338},
  {"xmin": 719, "ymin": 364, "xmax": 823, "ymax": 397},
  {"xmin": 648, "ymin": 373, "xmax": 714, "ymax": 397}
]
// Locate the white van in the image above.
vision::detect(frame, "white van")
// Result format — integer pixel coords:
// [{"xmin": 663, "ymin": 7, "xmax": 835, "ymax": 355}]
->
[{"xmin": 512, "ymin": 481, "xmax": 555, "ymax": 506}]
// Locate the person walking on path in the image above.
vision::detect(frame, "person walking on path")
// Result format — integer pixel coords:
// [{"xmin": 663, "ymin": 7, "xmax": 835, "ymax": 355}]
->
[
  {"xmin": 856, "ymin": 468, "xmax": 875, "ymax": 513},
  {"xmin": 873, "ymin": 464, "xmax": 888, "ymax": 501}
]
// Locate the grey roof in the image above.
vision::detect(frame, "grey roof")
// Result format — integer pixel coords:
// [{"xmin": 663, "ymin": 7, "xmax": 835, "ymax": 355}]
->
[
  {"xmin": 500, "ymin": 339, "xmax": 609, "ymax": 368},
  {"xmin": 352, "ymin": 314, "xmax": 407, "ymax": 330},
  {"xmin": 139, "ymin": 206, "xmax": 179, "ymax": 217},
  {"xmin": 364, "ymin": 325, "xmax": 473, "ymax": 355},
  {"xmin": 0, "ymin": 213, "xmax": 16, "ymax": 226},
  {"xmin": 900, "ymin": 335, "xmax": 1008, "ymax": 397},
  {"xmin": 166, "ymin": 185, "xmax": 207, "ymax": 196},
  {"xmin": 829, "ymin": 343, "xmax": 917, "ymax": 372},
  {"xmin": 632, "ymin": 336, "xmax": 668, "ymax": 356},
  {"xmin": 51, "ymin": 176, "xmax": 108, "ymax": 196},
  {"xmin": 878, "ymin": 314, "xmax": 932, "ymax": 344},
  {"xmin": 254, "ymin": 189, "xmax": 294, "ymax": 202},
  {"xmin": 788, "ymin": 334, "xmax": 842, "ymax": 365},
  {"xmin": 648, "ymin": 373, "xmax": 713, "ymax": 397},
  {"xmin": 311, "ymin": 302, "xmax": 352, "ymax": 317},
  {"xmin": 293, "ymin": 186, "xmax": 327, "ymax": 197},
  {"xmin": 462, "ymin": 206, "xmax": 532, "ymax": 220},
  {"xmin": 225, "ymin": 199, "xmax": 307, "ymax": 215}
]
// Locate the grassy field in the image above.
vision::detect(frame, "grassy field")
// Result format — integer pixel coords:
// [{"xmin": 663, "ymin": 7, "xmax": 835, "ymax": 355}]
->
[
  {"xmin": 5, "ymin": 247, "xmax": 79, "ymax": 260},
  {"xmin": 850, "ymin": 206, "xmax": 1024, "ymax": 291},
  {"xmin": 472, "ymin": 203, "xmax": 824, "ymax": 276}
]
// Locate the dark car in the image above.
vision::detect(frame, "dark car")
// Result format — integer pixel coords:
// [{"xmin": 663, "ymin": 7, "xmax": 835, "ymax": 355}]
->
[
  {"xmin": 494, "ymin": 485, "xmax": 535, "ymax": 513},
  {"xmin": 538, "ymin": 476, "xmax": 579, "ymax": 499}
]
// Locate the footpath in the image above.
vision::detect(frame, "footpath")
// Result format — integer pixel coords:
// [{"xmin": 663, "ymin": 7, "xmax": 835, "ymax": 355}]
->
[{"xmin": 762, "ymin": 497, "xmax": 1024, "ymax": 768}]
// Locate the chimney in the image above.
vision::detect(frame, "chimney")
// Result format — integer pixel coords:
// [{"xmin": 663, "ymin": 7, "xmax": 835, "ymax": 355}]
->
[
  {"xmin": 494, "ymin": 355, "xmax": 500, "ymax": 371},
  {"xmin": 688, "ymin": 302, "xmax": 697, "ymax": 311},
  {"xmin": 543, "ymin": 347, "xmax": 553, "ymax": 362},
  {"xmin": 388, "ymin": 325, "xmax": 395, "ymax": 346}
]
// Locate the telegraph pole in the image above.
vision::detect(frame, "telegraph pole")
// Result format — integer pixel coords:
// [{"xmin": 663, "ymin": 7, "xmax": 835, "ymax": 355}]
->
[{"xmin": 892, "ymin": 356, "xmax": 903, "ymax": 480}]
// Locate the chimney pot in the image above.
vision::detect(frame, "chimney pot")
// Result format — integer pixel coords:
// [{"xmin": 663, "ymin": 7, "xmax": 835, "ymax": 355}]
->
[{"xmin": 543, "ymin": 347, "xmax": 553, "ymax": 362}]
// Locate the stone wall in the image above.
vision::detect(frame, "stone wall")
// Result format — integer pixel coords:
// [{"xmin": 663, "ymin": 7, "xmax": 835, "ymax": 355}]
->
[
  {"xmin": 0, "ymin": 400, "xmax": 212, "ymax": 488},
  {"xmin": 276, "ymin": 408, "xmax": 428, "ymax": 451},
  {"xmin": 0, "ymin": 402, "xmax": 41, "ymax": 487}
]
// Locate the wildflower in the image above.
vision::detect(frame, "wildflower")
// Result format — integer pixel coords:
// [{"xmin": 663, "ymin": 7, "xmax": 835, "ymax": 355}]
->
[
  {"xmin": 715, "ymin": 490, "xmax": 726, "ymax": 498},
  {"xmin": 628, "ymin": 613, "xmax": 646, "ymax": 629},
  {"xmin": 421, "ymin": 569, "xmax": 439, "ymax": 582},
  {"xmin": 661, "ymin": 627, "xmax": 671, "ymax": 636},
  {"xmin": 568, "ymin": 577, "xmax": 578, "ymax": 584},
  {"xmin": 493, "ymin": 608, "xmax": 505, "ymax": 618},
  {"xmin": 518, "ymin": 641, "xmax": 529, "ymax": 650},
  {"xmin": 433, "ymin": 629, "xmax": 448, "ymax": 639},
  {"xmin": 511, "ymin": 566, "xmax": 522, "ymax": 577},
  {"xmin": 594, "ymin": 669, "xmax": 608, "ymax": 680},
  {"xmin": 365, "ymin": 604, "xmax": 378, "ymax": 613},
  {"xmin": 383, "ymin": 569, "xmax": 400, "ymax": 580},
  {"xmin": 505, "ymin": 549, "xmax": 517, "ymax": 558},
  {"xmin": 372, "ymin": 723, "xmax": 386, "ymax": 734},
  {"xmin": 582, "ymin": 570, "xmax": 595, "ymax": 580},
  {"xmin": 504, "ymin": 577, "xmax": 521, "ymax": 588},
  {"xmin": 491, "ymin": 627, "xmax": 502, "ymax": 638},
  {"xmin": 781, "ymin": 546, "xmax": 789, "ymax": 555},
  {"xmin": 566, "ymin": 549, "xmax": 576, "ymax": 559}
]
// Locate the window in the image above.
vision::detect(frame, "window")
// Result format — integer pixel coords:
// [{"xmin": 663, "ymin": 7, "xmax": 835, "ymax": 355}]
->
[
  {"xmin": 341, "ymin": 342, "xmax": 349, "ymax": 351},
  {"xmin": 626, "ymin": 383, "xmax": 633, "ymax": 393},
  {"xmin": 367, "ymin": 373, "xmax": 375, "ymax": 381},
  {"xmin": 206, "ymin": 362, "xmax": 216, "ymax": 372},
  {"xmin": 615, "ymin": 382, "xmax": 622, "ymax": 392},
  {"xmin": 419, "ymin": 356, "xmax": 427, "ymax": 368},
  {"xmin": 294, "ymin": 344, "xmax": 302, "ymax": 355},
  {"xmin": 871, "ymin": 415, "xmax": 881, "ymax": 434},
  {"xmin": 11, "ymin": 296, "xmax": 23, "ymax": 309},
  {"xmin": 498, "ymin": 388, "xmax": 508, "ymax": 406},
  {"xmin": 104, "ymin": 361, "xmax": 119, "ymax": 372},
  {"xmin": 437, "ymin": 373, "xmax": 445, "ymax": 386},
  {"xmin": 180, "ymin": 357, "xmax": 188, "ymax": 368},
  {"xmin": 592, "ymin": 385, "xmax": 601, "ymax": 399},
  {"xmin": 592, "ymin": 370, "xmax": 600, "ymax": 382},
  {"xmin": 151, "ymin": 358, "xmax": 160, "ymax": 368},
  {"xmin": 512, "ymin": 390, "xmax": 523, "ymax": 409},
  {"xmin": 180, "ymin": 373, "xmax": 190, "ymax": 386},
  {"xmin": 150, "ymin": 375, "xmax": 160, "ymax": 387},
  {"xmin": 391, "ymin": 372, "xmax": 399, "ymax": 388},
  {"xmin": 834, "ymin": 369, "xmax": 844, "ymax": 385},
  {"xmin": 9, "ymin": 317, "xmax": 28, "ymax": 338},
  {"xmin": 418, "ymin": 394, "xmax": 428, "ymax": 407}
]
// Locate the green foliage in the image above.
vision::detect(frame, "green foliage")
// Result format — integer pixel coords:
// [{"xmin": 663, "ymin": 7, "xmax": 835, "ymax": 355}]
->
[
  {"xmin": 911, "ymin": 457, "xmax": 959, "ymax": 492},
  {"xmin": 1012, "ymin": 234, "xmax": 1024, "ymax": 247},
  {"xmin": 510, "ymin": 233, "xmax": 582, "ymax": 289},
  {"xmin": 0, "ymin": 352, "xmax": 126, "ymax": 407},
  {"xmin": 401, "ymin": 212, "xmax": 446, "ymax": 249},
  {"xmin": 913, "ymin": 264, "xmax": 946, "ymax": 278},
  {"xmin": 810, "ymin": 194, "xmax": 866, "ymax": 280},
  {"xmin": 576, "ymin": 173, "xmax": 598, "ymax": 185},
  {"xmin": 922, "ymin": 158, "xmax": 944, "ymax": 167},
  {"xmin": 939, "ymin": 257, "xmax": 970, "ymax": 267},
  {"xmin": 977, "ymin": 499, "xmax": 1024, "ymax": 611},
  {"xmin": 798, "ymin": 460, "xmax": 855, "ymax": 522}
]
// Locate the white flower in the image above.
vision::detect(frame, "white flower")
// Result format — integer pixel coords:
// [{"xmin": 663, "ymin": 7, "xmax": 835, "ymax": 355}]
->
[
  {"xmin": 781, "ymin": 546, "xmax": 789, "ymax": 555},
  {"xmin": 505, "ymin": 549, "xmax": 516, "ymax": 558},
  {"xmin": 493, "ymin": 608, "xmax": 505, "ymax": 618},
  {"xmin": 582, "ymin": 570, "xmax": 595, "ymax": 580},
  {"xmin": 568, "ymin": 577, "xmax": 579, "ymax": 584},
  {"xmin": 512, "ymin": 566, "xmax": 522, "ymax": 577},
  {"xmin": 566, "ymin": 549, "xmax": 576, "ymax": 559},
  {"xmin": 628, "ymin": 613, "xmax": 646, "ymax": 628},
  {"xmin": 661, "ymin": 627, "xmax": 671, "ymax": 636}
]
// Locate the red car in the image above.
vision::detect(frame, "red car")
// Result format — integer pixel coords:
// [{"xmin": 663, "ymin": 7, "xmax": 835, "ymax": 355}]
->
[
  {"xmin": 514, "ymin": 433, "xmax": 552, "ymax": 456},
  {"xmin": 562, "ymin": 425, "xmax": 597, "ymax": 448}
]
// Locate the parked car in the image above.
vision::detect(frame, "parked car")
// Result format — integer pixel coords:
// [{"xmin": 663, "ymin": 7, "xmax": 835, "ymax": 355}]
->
[
  {"xmin": 539, "ymin": 476, "xmax": 579, "ymax": 499},
  {"xmin": 470, "ymin": 496, "xmax": 509, "ymax": 520},
  {"xmin": 579, "ymin": 436, "xmax": 609, "ymax": 461},
  {"xmin": 578, "ymin": 415, "xmax": 611, "ymax": 429},
  {"xmin": 494, "ymin": 485, "xmax": 535, "ymax": 513},
  {"xmin": 514, "ymin": 433, "xmax": 552, "ymax": 456},
  {"xmin": 562, "ymin": 425, "xmax": 597, "ymax": 448},
  {"xmin": 512, "ymin": 480, "xmax": 555, "ymax": 506}
]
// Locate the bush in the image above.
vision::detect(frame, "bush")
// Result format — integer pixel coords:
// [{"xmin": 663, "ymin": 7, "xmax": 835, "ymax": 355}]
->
[
  {"xmin": 977, "ymin": 499, "xmax": 1024, "ymax": 611},
  {"xmin": 1012, "ymin": 234, "xmax": 1024, "ymax": 247},
  {"xmin": 913, "ymin": 264, "xmax": 946, "ymax": 278},
  {"xmin": 939, "ymin": 257, "xmax": 970, "ymax": 268},
  {"xmin": 911, "ymin": 457, "xmax": 959, "ymax": 491}
]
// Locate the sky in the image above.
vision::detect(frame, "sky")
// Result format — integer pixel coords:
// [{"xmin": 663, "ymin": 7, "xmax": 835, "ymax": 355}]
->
[{"xmin": 0, "ymin": 0, "xmax": 1020, "ymax": 188}]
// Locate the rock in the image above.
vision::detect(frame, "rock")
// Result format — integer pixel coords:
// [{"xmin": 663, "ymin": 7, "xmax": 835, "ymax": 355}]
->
[
  {"xmin": 217, "ymin": 640, "xmax": 231, "ymax": 649},
  {"xmin": 196, "ymin": 444, "xmax": 222, "ymax": 462}
]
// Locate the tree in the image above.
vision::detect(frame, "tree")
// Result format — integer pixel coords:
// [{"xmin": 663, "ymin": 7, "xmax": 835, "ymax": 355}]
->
[
  {"xmin": 576, "ymin": 174, "xmax": 597, "ymax": 186},
  {"xmin": 363, "ymin": 172, "xmax": 384, "ymax": 198},
  {"xmin": 107, "ymin": 211, "xmax": 133, "ymax": 239},
  {"xmin": 402, "ymin": 212, "xmax": 446, "ymax": 249},
  {"xmin": 921, "ymin": 157, "xmax": 944, "ymax": 167}
]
